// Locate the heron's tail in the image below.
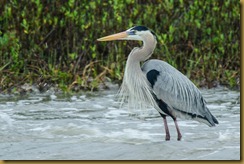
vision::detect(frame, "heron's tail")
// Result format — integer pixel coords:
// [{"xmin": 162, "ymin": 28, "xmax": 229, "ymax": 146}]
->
[
  {"xmin": 203, "ymin": 112, "xmax": 219, "ymax": 127},
  {"xmin": 211, "ymin": 114, "xmax": 219, "ymax": 125}
]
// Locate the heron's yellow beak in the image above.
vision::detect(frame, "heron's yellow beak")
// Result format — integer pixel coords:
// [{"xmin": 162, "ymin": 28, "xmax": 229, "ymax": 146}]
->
[{"xmin": 97, "ymin": 31, "xmax": 128, "ymax": 41}]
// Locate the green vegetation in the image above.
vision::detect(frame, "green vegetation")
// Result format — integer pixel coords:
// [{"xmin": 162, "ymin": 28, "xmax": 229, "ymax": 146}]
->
[{"xmin": 0, "ymin": 0, "xmax": 240, "ymax": 93}]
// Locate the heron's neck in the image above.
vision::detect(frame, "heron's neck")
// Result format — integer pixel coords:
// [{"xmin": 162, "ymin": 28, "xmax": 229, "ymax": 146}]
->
[
  {"xmin": 129, "ymin": 34, "xmax": 157, "ymax": 63},
  {"xmin": 125, "ymin": 33, "xmax": 157, "ymax": 82}
]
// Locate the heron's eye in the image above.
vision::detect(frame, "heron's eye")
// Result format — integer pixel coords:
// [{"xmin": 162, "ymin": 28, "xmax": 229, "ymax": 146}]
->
[{"xmin": 128, "ymin": 30, "xmax": 136, "ymax": 35}]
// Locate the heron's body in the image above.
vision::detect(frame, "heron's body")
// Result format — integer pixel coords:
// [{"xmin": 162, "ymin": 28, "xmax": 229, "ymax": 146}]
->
[
  {"xmin": 142, "ymin": 59, "xmax": 218, "ymax": 126},
  {"xmin": 97, "ymin": 25, "xmax": 218, "ymax": 140}
]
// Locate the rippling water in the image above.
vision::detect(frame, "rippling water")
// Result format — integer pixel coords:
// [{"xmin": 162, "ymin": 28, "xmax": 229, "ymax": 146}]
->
[{"xmin": 0, "ymin": 86, "xmax": 240, "ymax": 160}]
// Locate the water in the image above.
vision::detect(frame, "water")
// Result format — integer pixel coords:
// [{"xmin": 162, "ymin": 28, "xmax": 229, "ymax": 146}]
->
[{"xmin": 0, "ymin": 86, "xmax": 240, "ymax": 160}]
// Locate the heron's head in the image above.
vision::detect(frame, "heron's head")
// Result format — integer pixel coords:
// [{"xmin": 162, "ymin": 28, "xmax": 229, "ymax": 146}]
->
[{"xmin": 97, "ymin": 26, "xmax": 156, "ymax": 42}]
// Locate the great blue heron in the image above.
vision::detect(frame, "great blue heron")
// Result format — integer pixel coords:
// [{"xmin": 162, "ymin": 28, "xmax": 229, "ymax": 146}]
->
[{"xmin": 97, "ymin": 26, "xmax": 218, "ymax": 141}]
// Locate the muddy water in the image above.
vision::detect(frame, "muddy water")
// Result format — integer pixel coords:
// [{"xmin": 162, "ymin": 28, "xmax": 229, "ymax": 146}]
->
[{"xmin": 0, "ymin": 86, "xmax": 240, "ymax": 160}]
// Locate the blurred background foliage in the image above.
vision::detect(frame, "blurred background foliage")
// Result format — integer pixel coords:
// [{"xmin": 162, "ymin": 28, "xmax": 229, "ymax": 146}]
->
[{"xmin": 0, "ymin": 0, "xmax": 240, "ymax": 93}]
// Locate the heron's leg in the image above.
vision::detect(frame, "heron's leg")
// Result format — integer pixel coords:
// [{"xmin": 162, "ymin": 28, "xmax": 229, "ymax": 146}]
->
[
  {"xmin": 163, "ymin": 116, "xmax": 170, "ymax": 141},
  {"xmin": 159, "ymin": 113, "xmax": 170, "ymax": 141},
  {"xmin": 173, "ymin": 119, "xmax": 182, "ymax": 141}
]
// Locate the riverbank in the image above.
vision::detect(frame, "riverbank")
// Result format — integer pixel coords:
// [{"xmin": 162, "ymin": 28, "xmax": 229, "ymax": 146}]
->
[{"xmin": 0, "ymin": 78, "xmax": 240, "ymax": 96}]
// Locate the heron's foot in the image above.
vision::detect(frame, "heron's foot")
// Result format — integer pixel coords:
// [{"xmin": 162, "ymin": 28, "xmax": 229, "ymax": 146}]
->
[
  {"xmin": 165, "ymin": 135, "xmax": 170, "ymax": 141},
  {"xmin": 177, "ymin": 134, "xmax": 182, "ymax": 141}
]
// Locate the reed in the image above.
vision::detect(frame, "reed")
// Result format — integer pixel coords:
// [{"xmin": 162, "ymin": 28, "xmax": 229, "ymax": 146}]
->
[{"xmin": 0, "ymin": 0, "xmax": 240, "ymax": 93}]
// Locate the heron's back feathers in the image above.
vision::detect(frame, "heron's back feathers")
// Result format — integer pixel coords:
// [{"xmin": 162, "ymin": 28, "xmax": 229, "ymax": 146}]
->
[{"xmin": 142, "ymin": 59, "xmax": 218, "ymax": 126}]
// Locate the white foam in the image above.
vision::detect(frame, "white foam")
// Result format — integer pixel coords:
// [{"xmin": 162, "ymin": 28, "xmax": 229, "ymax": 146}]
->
[
  {"xmin": 218, "ymin": 130, "xmax": 239, "ymax": 142},
  {"xmin": 5, "ymin": 101, "xmax": 16, "ymax": 106},
  {"xmin": 177, "ymin": 120, "xmax": 199, "ymax": 127},
  {"xmin": 207, "ymin": 104, "xmax": 226, "ymax": 110},
  {"xmin": 0, "ymin": 112, "xmax": 14, "ymax": 126},
  {"xmin": 31, "ymin": 125, "xmax": 51, "ymax": 132},
  {"xmin": 137, "ymin": 122, "xmax": 161, "ymax": 129},
  {"xmin": 103, "ymin": 128, "xmax": 153, "ymax": 143},
  {"xmin": 79, "ymin": 95, "xmax": 86, "ymax": 99},
  {"xmin": 104, "ymin": 109, "xmax": 128, "ymax": 118},
  {"xmin": 220, "ymin": 102, "xmax": 232, "ymax": 106},
  {"xmin": 50, "ymin": 94, "xmax": 57, "ymax": 100},
  {"xmin": 60, "ymin": 107, "xmax": 78, "ymax": 111},
  {"xmin": 92, "ymin": 104, "xmax": 104, "ymax": 109},
  {"xmin": 70, "ymin": 96, "xmax": 78, "ymax": 101}
]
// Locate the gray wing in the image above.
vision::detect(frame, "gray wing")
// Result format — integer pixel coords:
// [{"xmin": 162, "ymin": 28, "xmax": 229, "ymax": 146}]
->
[{"xmin": 142, "ymin": 59, "xmax": 218, "ymax": 126}]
